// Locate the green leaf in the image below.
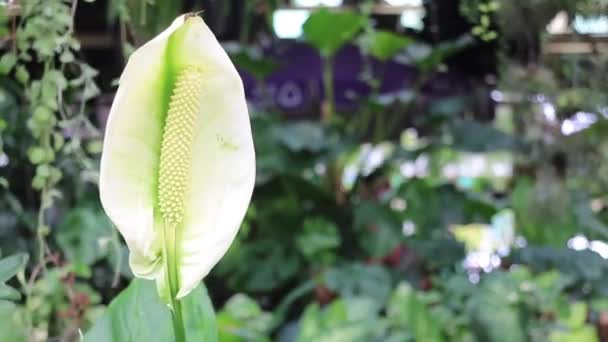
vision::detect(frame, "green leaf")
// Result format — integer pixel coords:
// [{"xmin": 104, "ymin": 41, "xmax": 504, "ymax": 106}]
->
[
  {"xmin": 550, "ymin": 325, "xmax": 598, "ymax": 342},
  {"xmin": 353, "ymin": 201, "xmax": 401, "ymax": 257},
  {"xmin": 0, "ymin": 301, "xmax": 27, "ymax": 342},
  {"xmin": 450, "ymin": 119, "xmax": 519, "ymax": 152},
  {"xmin": 56, "ymin": 206, "xmax": 113, "ymax": 269},
  {"xmin": 218, "ymin": 240, "xmax": 301, "ymax": 292},
  {"xmin": 0, "ymin": 253, "xmax": 28, "ymax": 283},
  {"xmin": 85, "ymin": 279, "xmax": 218, "ymax": 342},
  {"xmin": 325, "ymin": 263, "xmax": 391, "ymax": 304},
  {"xmin": 468, "ymin": 273, "xmax": 527, "ymax": 342},
  {"xmin": 559, "ymin": 302, "xmax": 588, "ymax": 329},
  {"xmin": 297, "ymin": 298, "xmax": 383, "ymax": 342},
  {"xmin": 296, "ymin": 217, "xmax": 340, "ymax": 263},
  {"xmin": 361, "ymin": 31, "xmax": 412, "ymax": 61},
  {"xmin": 15, "ymin": 65, "xmax": 29, "ymax": 84},
  {"xmin": 303, "ymin": 9, "xmax": 367, "ymax": 57},
  {"xmin": 0, "ymin": 284, "xmax": 21, "ymax": 301},
  {"xmin": 415, "ymin": 35, "xmax": 473, "ymax": 72},
  {"xmin": 387, "ymin": 283, "xmax": 444, "ymax": 342},
  {"xmin": 276, "ymin": 121, "xmax": 327, "ymax": 153},
  {"xmin": 231, "ymin": 50, "xmax": 280, "ymax": 80},
  {"xmin": 217, "ymin": 294, "xmax": 273, "ymax": 342},
  {"xmin": 0, "ymin": 53, "xmax": 17, "ymax": 75}
]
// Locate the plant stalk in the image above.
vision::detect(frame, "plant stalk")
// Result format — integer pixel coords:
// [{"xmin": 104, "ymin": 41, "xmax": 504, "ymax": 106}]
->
[
  {"xmin": 162, "ymin": 221, "xmax": 186, "ymax": 342},
  {"xmin": 322, "ymin": 55, "xmax": 335, "ymax": 123}
]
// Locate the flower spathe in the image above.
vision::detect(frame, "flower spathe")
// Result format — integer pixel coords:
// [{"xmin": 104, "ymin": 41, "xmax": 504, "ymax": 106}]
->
[{"xmin": 99, "ymin": 14, "xmax": 255, "ymax": 302}]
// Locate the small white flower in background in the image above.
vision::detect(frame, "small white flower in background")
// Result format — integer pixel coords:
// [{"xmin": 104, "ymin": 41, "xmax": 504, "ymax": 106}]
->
[{"xmin": 99, "ymin": 14, "xmax": 255, "ymax": 303}]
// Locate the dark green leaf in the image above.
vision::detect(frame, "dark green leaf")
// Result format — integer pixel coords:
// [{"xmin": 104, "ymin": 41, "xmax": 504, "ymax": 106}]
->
[
  {"xmin": 450, "ymin": 119, "xmax": 519, "ymax": 152},
  {"xmin": 296, "ymin": 217, "xmax": 340, "ymax": 263},
  {"xmin": 231, "ymin": 50, "xmax": 280, "ymax": 80}
]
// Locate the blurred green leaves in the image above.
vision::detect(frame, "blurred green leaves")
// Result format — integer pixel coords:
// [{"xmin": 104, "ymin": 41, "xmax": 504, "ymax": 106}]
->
[
  {"xmin": 56, "ymin": 205, "xmax": 113, "ymax": 277},
  {"xmin": 296, "ymin": 297, "xmax": 383, "ymax": 342},
  {"xmin": 217, "ymin": 294, "xmax": 273, "ymax": 342},
  {"xmin": 325, "ymin": 263, "xmax": 391, "ymax": 304},
  {"xmin": 387, "ymin": 283, "xmax": 443, "ymax": 342},
  {"xmin": 468, "ymin": 272, "xmax": 527, "ymax": 342},
  {"xmin": 303, "ymin": 9, "xmax": 367, "ymax": 57},
  {"xmin": 296, "ymin": 217, "xmax": 340, "ymax": 265}
]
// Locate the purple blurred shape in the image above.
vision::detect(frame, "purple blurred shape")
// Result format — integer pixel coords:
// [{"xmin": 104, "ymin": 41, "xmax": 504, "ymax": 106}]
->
[{"xmin": 239, "ymin": 41, "xmax": 471, "ymax": 117}]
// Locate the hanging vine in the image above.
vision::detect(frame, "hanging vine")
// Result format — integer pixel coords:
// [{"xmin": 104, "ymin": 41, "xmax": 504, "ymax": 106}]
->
[{"xmin": 1, "ymin": 0, "xmax": 100, "ymax": 271}]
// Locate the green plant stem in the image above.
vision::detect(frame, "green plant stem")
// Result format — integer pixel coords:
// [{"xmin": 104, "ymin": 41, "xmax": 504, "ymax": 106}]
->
[
  {"xmin": 36, "ymin": 188, "xmax": 48, "ymax": 273},
  {"xmin": 110, "ymin": 225, "xmax": 123, "ymax": 287},
  {"xmin": 270, "ymin": 278, "xmax": 317, "ymax": 330},
  {"xmin": 162, "ymin": 220, "xmax": 186, "ymax": 342},
  {"xmin": 373, "ymin": 111, "xmax": 385, "ymax": 143},
  {"xmin": 322, "ymin": 55, "xmax": 335, "ymax": 123}
]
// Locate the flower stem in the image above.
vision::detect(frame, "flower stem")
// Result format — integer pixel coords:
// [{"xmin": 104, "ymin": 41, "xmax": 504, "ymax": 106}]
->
[
  {"xmin": 170, "ymin": 299, "xmax": 185, "ymax": 342},
  {"xmin": 162, "ymin": 221, "xmax": 186, "ymax": 342},
  {"xmin": 322, "ymin": 55, "xmax": 335, "ymax": 123}
]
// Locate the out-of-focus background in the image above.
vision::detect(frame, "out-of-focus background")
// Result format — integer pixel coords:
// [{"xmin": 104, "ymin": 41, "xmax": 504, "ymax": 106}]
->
[{"xmin": 2, "ymin": 0, "xmax": 608, "ymax": 341}]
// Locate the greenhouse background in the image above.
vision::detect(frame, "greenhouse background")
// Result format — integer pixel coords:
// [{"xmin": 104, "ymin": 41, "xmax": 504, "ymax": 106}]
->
[{"xmin": 2, "ymin": 0, "xmax": 608, "ymax": 341}]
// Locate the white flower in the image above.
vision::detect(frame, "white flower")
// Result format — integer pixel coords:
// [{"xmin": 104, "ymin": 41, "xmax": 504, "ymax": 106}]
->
[{"xmin": 99, "ymin": 15, "xmax": 255, "ymax": 302}]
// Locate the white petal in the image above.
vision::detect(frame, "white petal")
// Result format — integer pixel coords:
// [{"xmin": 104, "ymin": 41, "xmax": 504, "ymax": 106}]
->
[
  {"xmin": 99, "ymin": 16, "xmax": 185, "ymax": 280},
  {"xmin": 174, "ymin": 18, "xmax": 256, "ymax": 298}
]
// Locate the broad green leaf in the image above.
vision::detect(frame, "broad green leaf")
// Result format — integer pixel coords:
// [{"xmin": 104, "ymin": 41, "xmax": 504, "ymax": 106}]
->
[
  {"xmin": 297, "ymin": 298, "xmax": 383, "ymax": 342},
  {"xmin": 550, "ymin": 325, "xmax": 598, "ymax": 342},
  {"xmin": 99, "ymin": 15, "xmax": 255, "ymax": 302},
  {"xmin": 559, "ymin": 302, "xmax": 588, "ymax": 329},
  {"xmin": 302, "ymin": 9, "xmax": 367, "ymax": 57},
  {"xmin": 0, "ymin": 301, "xmax": 27, "ymax": 342},
  {"xmin": 85, "ymin": 278, "xmax": 217, "ymax": 342},
  {"xmin": 387, "ymin": 283, "xmax": 443, "ymax": 342},
  {"xmin": 361, "ymin": 31, "xmax": 412, "ymax": 61},
  {"xmin": 468, "ymin": 274, "xmax": 526, "ymax": 342}
]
